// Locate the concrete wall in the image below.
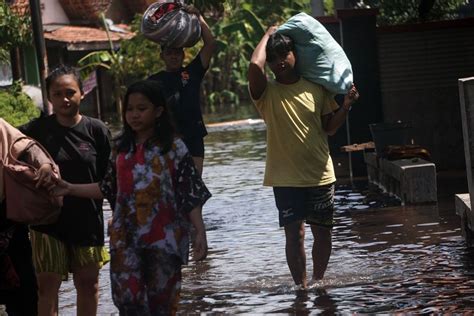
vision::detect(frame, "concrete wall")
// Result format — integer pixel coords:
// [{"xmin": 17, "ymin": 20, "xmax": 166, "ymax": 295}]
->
[{"xmin": 377, "ymin": 19, "xmax": 474, "ymax": 170}]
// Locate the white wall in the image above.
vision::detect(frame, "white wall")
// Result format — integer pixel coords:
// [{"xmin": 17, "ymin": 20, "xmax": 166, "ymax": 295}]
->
[{"xmin": 41, "ymin": 0, "xmax": 69, "ymax": 24}]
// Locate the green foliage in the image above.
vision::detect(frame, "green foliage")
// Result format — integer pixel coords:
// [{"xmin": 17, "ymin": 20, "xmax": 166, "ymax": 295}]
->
[
  {"xmin": 363, "ymin": 0, "xmax": 466, "ymax": 25},
  {"xmin": 188, "ymin": 0, "xmax": 225, "ymax": 14},
  {"xmin": 203, "ymin": 0, "xmax": 311, "ymax": 109},
  {"xmin": 76, "ymin": 0, "xmax": 469, "ymax": 115},
  {"xmin": 0, "ymin": 82, "xmax": 40, "ymax": 127},
  {"xmin": 0, "ymin": 2, "xmax": 32, "ymax": 63}
]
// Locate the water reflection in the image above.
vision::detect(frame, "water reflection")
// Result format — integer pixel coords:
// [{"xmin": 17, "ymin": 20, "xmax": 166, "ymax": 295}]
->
[{"xmin": 58, "ymin": 121, "xmax": 474, "ymax": 314}]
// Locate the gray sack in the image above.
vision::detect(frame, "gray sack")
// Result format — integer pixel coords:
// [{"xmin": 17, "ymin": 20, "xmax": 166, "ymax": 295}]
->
[{"xmin": 141, "ymin": 0, "xmax": 201, "ymax": 48}]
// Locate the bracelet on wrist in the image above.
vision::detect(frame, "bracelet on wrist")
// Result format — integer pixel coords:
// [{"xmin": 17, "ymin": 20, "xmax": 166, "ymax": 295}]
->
[{"xmin": 341, "ymin": 105, "xmax": 352, "ymax": 112}]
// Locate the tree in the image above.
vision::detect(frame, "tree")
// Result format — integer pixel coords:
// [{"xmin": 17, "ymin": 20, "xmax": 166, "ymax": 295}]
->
[
  {"xmin": 360, "ymin": 0, "xmax": 466, "ymax": 25},
  {"xmin": 0, "ymin": 2, "xmax": 31, "ymax": 63},
  {"xmin": 0, "ymin": 2, "xmax": 39, "ymax": 126}
]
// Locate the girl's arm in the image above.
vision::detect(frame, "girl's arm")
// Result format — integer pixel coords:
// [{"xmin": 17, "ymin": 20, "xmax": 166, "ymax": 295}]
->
[
  {"xmin": 52, "ymin": 179, "xmax": 104, "ymax": 200},
  {"xmin": 189, "ymin": 206, "xmax": 207, "ymax": 261}
]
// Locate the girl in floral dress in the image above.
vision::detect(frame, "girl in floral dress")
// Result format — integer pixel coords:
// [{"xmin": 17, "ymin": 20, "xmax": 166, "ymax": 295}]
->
[{"xmin": 53, "ymin": 80, "xmax": 211, "ymax": 315}]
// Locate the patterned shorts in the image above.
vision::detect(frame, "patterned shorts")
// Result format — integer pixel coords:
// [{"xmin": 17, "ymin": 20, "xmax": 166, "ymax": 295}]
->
[
  {"xmin": 30, "ymin": 230, "xmax": 109, "ymax": 281},
  {"xmin": 110, "ymin": 247, "xmax": 182, "ymax": 315},
  {"xmin": 273, "ymin": 183, "xmax": 335, "ymax": 228}
]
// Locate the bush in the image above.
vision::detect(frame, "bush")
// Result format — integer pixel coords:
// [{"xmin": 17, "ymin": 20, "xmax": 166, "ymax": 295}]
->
[{"xmin": 0, "ymin": 84, "xmax": 40, "ymax": 127}]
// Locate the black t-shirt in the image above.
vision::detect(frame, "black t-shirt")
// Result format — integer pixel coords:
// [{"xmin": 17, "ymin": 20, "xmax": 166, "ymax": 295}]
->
[
  {"xmin": 20, "ymin": 115, "xmax": 111, "ymax": 246},
  {"xmin": 148, "ymin": 55, "xmax": 208, "ymax": 140}
]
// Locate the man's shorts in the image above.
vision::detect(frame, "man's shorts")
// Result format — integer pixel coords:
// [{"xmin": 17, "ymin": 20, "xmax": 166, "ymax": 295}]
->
[
  {"xmin": 273, "ymin": 183, "xmax": 335, "ymax": 228},
  {"xmin": 182, "ymin": 137, "xmax": 205, "ymax": 158},
  {"xmin": 30, "ymin": 230, "xmax": 110, "ymax": 281}
]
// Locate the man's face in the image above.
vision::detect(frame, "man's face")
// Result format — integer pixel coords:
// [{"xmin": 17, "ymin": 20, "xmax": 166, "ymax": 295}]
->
[
  {"xmin": 267, "ymin": 51, "xmax": 296, "ymax": 78},
  {"xmin": 161, "ymin": 47, "xmax": 185, "ymax": 72}
]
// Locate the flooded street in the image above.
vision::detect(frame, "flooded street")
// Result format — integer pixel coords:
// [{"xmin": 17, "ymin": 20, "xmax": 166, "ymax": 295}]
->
[{"xmin": 59, "ymin": 121, "xmax": 474, "ymax": 314}]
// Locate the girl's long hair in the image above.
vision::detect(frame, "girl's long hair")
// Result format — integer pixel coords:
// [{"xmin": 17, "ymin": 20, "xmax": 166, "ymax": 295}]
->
[{"xmin": 116, "ymin": 80, "xmax": 175, "ymax": 154}]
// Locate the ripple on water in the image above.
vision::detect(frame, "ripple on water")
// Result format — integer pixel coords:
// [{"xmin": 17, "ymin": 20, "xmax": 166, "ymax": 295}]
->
[{"xmin": 57, "ymin": 124, "xmax": 473, "ymax": 314}]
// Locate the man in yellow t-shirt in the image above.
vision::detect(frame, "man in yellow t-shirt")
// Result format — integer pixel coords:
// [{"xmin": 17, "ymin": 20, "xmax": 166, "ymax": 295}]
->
[{"xmin": 248, "ymin": 26, "xmax": 359, "ymax": 289}]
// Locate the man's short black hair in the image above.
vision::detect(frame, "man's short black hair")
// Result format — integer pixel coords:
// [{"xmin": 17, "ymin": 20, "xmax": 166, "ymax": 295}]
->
[{"xmin": 265, "ymin": 32, "xmax": 295, "ymax": 62}]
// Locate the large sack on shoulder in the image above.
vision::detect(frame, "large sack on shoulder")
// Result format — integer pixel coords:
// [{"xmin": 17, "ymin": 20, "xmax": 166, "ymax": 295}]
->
[
  {"xmin": 141, "ymin": 1, "xmax": 201, "ymax": 48},
  {"xmin": 277, "ymin": 12, "xmax": 353, "ymax": 94}
]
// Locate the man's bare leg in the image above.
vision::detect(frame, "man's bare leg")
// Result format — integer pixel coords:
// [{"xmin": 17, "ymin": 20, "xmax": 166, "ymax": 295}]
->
[
  {"xmin": 310, "ymin": 225, "xmax": 332, "ymax": 281},
  {"xmin": 284, "ymin": 220, "xmax": 307, "ymax": 288}
]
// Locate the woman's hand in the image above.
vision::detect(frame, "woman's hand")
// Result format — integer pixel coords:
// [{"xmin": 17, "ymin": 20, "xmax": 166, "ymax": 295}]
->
[
  {"xmin": 192, "ymin": 229, "xmax": 208, "ymax": 261},
  {"xmin": 34, "ymin": 164, "xmax": 55, "ymax": 189}
]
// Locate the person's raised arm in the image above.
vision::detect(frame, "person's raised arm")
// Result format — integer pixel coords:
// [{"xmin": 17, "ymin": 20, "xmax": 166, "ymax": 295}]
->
[
  {"xmin": 184, "ymin": 5, "xmax": 216, "ymax": 69},
  {"xmin": 248, "ymin": 26, "xmax": 276, "ymax": 101},
  {"xmin": 198, "ymin": 14, "xmax": 216, "ymax": 69}
]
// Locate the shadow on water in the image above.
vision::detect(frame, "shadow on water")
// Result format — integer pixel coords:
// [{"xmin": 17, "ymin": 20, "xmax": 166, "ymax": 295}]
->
[{"xmin": 58, "ymin": 120, "xmax": 474, "ymax": 314}]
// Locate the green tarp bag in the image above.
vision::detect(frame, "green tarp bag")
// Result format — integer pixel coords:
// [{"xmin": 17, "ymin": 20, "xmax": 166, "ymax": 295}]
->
[{"xmin": 277, "ymin": 12, "xmax": 353, "ymax": 94}]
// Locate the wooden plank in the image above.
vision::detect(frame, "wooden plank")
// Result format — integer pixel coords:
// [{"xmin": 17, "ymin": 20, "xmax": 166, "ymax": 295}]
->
[{"xmin": 340, "ymin": 141, "xmax": 375, "ymax": 152}]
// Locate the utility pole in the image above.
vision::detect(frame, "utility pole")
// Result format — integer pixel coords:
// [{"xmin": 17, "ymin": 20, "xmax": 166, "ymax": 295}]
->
[{"xmin": 29, "ymin": 0, "xmax": 50, "ymax": 115}]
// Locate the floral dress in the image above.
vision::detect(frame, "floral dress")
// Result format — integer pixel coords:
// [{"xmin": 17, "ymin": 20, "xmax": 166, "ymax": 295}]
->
[{"xmin": 100, "ymin": 138, "xmax": 211, "ymax": 313}]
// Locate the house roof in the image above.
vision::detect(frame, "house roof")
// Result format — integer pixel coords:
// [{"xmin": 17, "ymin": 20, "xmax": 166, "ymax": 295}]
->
[{"xmin": 44, "ymin": 24, "xmax": 135, "ymax": 51}]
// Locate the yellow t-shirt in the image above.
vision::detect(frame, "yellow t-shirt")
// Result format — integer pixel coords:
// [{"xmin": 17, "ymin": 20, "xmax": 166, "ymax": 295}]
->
[{"xmin": 251, "ymin": 78, "xmax": 339, "ymax": 187}]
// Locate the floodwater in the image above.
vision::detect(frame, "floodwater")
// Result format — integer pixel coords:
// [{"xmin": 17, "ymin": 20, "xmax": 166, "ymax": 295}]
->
[{"xmin": 59, "ymin": 120, "xmax": 474, "ymax": 314}]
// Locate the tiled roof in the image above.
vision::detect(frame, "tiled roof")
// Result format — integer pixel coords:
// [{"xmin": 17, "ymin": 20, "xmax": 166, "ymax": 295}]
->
[{"xmin": 44, "ymin": 24, "xmax": 135, "ymax": 50}]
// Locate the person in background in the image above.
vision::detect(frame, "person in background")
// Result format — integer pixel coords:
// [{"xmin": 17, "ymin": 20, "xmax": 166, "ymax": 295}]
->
[
  {"xmin": 0, "ymin": 118, "xmax": 57, "ymax": 316},
  {"xmin": 148, "ymin": 4, "xmax": 216, "ymax": 176},
  {"xmin": 248, "ymin": 27, "xmax": 359, "ymax": 289},
  {"xmin": 51, "ymin": 80, "xmax": 211, "ymax": 315},
  {"xmin": 21, "ymin": 65, "xmax": 111, "ymax": 316}
]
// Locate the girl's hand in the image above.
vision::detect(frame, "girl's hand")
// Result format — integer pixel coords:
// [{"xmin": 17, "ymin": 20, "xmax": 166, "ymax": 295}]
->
[
  {"xmin": 193, "ymin": 229, "xmax": 208, "ymax": 261},
  {"xmin": 34, "ymin": 164, "xmax": 55, "ymax": 189},
  {"xmin": 49, "ymin": 179, "xmax": 71, "ymax": 197}
]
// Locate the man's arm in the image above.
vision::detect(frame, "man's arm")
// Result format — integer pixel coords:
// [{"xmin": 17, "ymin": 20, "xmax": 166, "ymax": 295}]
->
[
  {"xmin": 248, "ymin": 26, "xmax": 276, "ymax": 101},
  {"xmin": 322, "ymin": 85, "xmax": 360, "ymax": 136},
  {"xmin": 198, "ymin": 15, "xmax": 216, "ymax": 69},
  {"xmin": 183, "ymin": 5, "xmax": 215, "ymax": 69}
]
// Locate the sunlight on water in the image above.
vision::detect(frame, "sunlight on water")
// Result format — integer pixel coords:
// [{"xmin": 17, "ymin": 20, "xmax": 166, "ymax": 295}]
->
[{"xmin": 58, "ymin": 121, "xmax": 474, "ymax": 314}]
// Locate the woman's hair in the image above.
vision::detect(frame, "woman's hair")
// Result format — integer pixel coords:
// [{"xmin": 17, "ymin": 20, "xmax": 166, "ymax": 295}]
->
[
  {"xmin": 116, "ymin": 80, "xmax": 175, "ymax": 154},
  {"xmin": 45, "ymin": 64, "xmax": 83, "ymax": 94},
  {"xmin": 265, "ymin": 32, "xmax": 295, "ymax": 63}
]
